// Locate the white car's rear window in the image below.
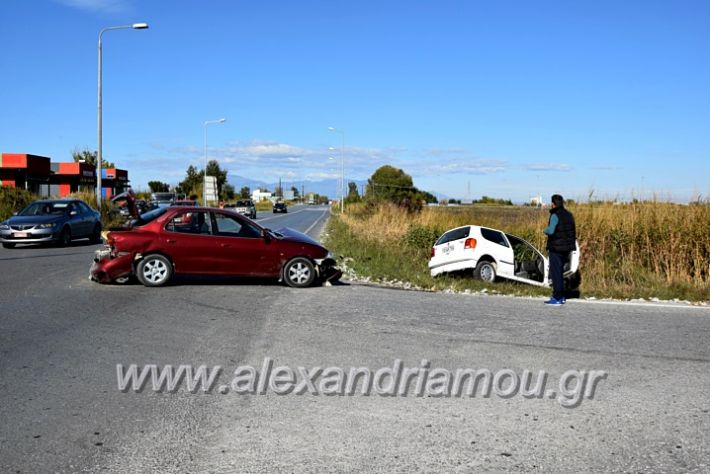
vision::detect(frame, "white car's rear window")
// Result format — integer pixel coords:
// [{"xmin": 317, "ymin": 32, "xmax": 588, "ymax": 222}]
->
[{"xmin": 435, "ymin": 227, "xmax": 470, "ymax": 246}]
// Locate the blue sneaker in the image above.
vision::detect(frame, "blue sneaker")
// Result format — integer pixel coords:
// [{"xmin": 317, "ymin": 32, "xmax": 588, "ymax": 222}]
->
[
  {"xmin": 559, "ymin": 297, "xmax": 566, "ymax": 304},
  {"xmin": 544, "ymin": 297, "xmax": 564, "ymax": 305}
]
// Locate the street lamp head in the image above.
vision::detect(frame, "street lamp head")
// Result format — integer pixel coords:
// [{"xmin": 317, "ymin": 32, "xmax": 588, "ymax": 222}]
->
[
  {"xmin": 132, "ymin": 23, "xmax": 149, "ymax": 29},
  {"xmin": 218, "ymin": 118, "xmax": 226, "ymax": 123},
  {"xmin": 327, "ymin": 127, "xmax": 336, "ymax": 131}
]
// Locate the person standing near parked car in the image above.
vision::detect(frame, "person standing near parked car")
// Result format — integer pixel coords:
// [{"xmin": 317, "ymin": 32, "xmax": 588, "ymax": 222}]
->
[{"xmin": 543, "ymin": 194, "xmax": 576, "ymax": 305}]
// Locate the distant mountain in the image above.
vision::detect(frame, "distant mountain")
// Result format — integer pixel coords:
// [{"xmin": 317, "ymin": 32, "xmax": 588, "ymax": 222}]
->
[{"xmin": 228, "ymin": 175, "xmax": 367, "ymax": 200}]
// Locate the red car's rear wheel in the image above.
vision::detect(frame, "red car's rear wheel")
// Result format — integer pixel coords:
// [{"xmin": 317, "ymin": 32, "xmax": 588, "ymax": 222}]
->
[{"xmin": 136, "ymin": 254, "xmax": 173, "ymax": 287}]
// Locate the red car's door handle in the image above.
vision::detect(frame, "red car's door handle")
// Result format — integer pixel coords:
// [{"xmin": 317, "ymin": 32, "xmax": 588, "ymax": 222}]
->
[
  {"xmin": 220, "ymin": 243, "xmax": 230, "ymax": 248},
  {"xmin": 166, "ymin": 239, "xmax": 177, "ymax": 244}
]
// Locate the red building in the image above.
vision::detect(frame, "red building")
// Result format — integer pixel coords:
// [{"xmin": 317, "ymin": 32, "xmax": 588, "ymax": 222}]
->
[
  {"xmin": 1, "ymin": 152, "xmax": 131, "ymax": 199},
  {"xmin": 101, "ymin": 168, "xmax": 130, "ymax": 199},
  {"xmin": 0, "ymin": 153, "xmax": 52, "ymax": 195},
  {"xmin": 49, "ymin": 162, "xmax": 97, "ymax": 197}
]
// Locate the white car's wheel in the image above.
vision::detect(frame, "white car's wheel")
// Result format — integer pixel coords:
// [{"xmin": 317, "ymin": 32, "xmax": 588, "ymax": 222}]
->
[
  {"xmin": 283, "ymin": 257, "xmax": 316, "ymax": 288},
  {"xmin": 474, "ymin": 260, "xmax": 497, "ymax": 283},
  {"xmin": 136, "ymin": 254, "xmax": 173, "ymax": 287},
  {"xmin": 564, "ymin": 271, "xmax": 582, "ymax": 291}
]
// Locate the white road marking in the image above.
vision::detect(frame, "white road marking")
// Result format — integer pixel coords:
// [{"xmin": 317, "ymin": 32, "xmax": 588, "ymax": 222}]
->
[
  {"xmin": 304, "ymin": 209, "xmax": 329, "ymax": 236},
  {"xmin": 256, "ymin": 209, "xmax": 307, "ymax": 223},
  {"xmin": 568, "ymin": 298, "xmax": 710, "ymax": 311}
]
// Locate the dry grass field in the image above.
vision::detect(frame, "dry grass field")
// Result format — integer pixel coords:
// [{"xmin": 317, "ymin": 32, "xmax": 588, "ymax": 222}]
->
[{"xmin": 325, "ymin": 201, "xmax": 710, "ymax": 302}]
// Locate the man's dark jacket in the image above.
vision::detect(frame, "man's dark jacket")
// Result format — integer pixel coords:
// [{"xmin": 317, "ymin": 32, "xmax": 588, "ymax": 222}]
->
[{"xmin": 547, "ymin": 206, "xmax": 576, "ymax": 253}]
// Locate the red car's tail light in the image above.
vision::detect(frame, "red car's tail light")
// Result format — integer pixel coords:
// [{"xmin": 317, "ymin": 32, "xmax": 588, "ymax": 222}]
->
[{"xmin": 464, "ymin": 238, "xmax": 477, "ymax": 249}]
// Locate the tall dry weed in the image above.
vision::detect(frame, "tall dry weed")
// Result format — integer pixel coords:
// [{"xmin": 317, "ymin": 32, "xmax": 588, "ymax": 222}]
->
[{"xmin": 340, "ymin": 201, "xmax": 710, "ymax": 298}]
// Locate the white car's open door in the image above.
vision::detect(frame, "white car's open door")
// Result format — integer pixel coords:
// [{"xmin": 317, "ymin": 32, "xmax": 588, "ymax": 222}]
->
[{"xmin": 563, "ymin": 241, "xmax": 581, "ymax": 278}]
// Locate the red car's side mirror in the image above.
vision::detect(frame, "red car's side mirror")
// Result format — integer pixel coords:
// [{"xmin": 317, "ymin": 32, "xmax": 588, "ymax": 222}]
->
[{"xmin": 262, "ymin": 229, "xmax": 271, "ymax": 242}]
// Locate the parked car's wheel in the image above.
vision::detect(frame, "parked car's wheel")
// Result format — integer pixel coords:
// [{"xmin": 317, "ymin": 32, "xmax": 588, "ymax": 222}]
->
[
  {"xmin": 59, "ymin": 226, "xmax": 72, "ymax": 247},
  {"xmin": 136, "ymin": 254, "xmax": 173, "ymax": 287},
  {"xmin": 2, "ymin": 242, "xmax": 15, "ymax": 249},
  {"xmin": 473, "ymin": 260, "xmax": 497, "ymax": 282},
  {"xmin": 283, "ymin": 257, "xmax": 316, "ymax": 288},
  {"xmin": 90, "ymin": 223, "xmax": 102, "ymax": 244}
]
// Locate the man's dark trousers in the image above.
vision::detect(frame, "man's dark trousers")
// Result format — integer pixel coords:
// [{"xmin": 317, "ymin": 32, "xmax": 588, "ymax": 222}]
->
[{"xmin": 549, "ymin": 250, "xmax": 567, "ymax": 301}]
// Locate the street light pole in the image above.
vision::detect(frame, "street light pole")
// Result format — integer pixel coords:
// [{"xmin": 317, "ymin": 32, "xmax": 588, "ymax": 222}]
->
[
  {"xmin": 97, "ymin": 22, "xmax": 149, "ymax": 210},
  {"xmin": 328, "ymin": 127, "xmax": 345, "ymax": 212},
  {"xmin": 328, "ymin": 156, "xmax": 338, "ymax": 201},
  {"xmin": 203, "ymin": 118, "xmax": 226, "ymax": 206}
]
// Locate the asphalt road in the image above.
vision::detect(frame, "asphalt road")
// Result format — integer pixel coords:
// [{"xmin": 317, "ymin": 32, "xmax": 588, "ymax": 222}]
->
[{"xmin": 1, "ymin": 206, "xmax": 709, "ymax": 473}]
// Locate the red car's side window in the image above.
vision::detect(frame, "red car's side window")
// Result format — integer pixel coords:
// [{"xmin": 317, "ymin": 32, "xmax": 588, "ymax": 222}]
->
[
  {"xmin": 165, "ymin": 211, "xmax": 213, "ymax": 235},
  {"xmin": 213, "ymin": 213, "xmax": 261, "ymax": 238}
]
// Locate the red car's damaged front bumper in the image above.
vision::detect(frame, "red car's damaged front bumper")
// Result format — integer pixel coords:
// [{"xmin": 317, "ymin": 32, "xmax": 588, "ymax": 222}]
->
[
  {"xmin": 316, "ymin": 258, "xmax": 342, "ymax": 284},
  {"xmin": 90, "ymin": 247, "xmax": 135, "ymax": 284}
]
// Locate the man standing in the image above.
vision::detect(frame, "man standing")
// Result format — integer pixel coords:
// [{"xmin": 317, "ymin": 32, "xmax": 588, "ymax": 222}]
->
[{"xmin": 543, "ymin": 194, "xmax": 576, "ymax": 305}]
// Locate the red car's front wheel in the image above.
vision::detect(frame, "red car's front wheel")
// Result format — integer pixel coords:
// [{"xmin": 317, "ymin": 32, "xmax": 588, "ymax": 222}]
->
[{"xmin": 283, "ymin": 257, "xmax": 316, "ymax": 288}]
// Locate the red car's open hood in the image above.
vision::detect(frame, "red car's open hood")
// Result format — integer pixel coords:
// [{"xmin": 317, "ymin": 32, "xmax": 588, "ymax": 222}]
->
[{"xmin": 274, "ymin": 227, "xmax": 322, "ymax": 247}]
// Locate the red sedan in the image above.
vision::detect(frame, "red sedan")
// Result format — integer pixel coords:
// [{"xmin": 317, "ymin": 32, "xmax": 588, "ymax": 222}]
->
[{"xmin": 90, "ymin": 207, "xmax": 340, "ymax": 288}]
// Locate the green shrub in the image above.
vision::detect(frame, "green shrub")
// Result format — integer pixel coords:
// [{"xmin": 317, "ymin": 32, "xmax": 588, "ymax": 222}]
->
[
  {"xmin": 404, "ymin": 224, "xmax": 442, "ymax": 252},
  {"xmin": 0, "ymin": 186, "xmax": 36, "ymax": 220}
]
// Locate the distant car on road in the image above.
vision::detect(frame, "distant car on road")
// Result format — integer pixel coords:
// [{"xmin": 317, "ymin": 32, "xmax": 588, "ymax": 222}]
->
[
  {"xmin": 90, "ymin": 206, "xmax": 341, "ymax": 288},
  {"xmin": 150, "ymin": 192, "xmax": 176, "ymax": 208},
  {"xmin": 429, "ymin": 224, "xmax": 580, "ymax": 289},
  {"xmin": 231, "ymin": 199, "xmax": 257, "ymax": 219},
  {"xmin": 273, "ymin": 202, "xmax": 288, "ymax": 213},
  {"xmin": 0, "ymin": 199, "xmax": 102, "ymax": 248},
  {"xmin": 171, "ymin": 200, "xmax": 199, "ymax": 207}
]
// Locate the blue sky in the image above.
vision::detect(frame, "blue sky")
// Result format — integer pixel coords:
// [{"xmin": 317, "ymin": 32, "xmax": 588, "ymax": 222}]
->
[{"xmin": 1, "ymin": 0, "xmax": 709, "ymax": 201}]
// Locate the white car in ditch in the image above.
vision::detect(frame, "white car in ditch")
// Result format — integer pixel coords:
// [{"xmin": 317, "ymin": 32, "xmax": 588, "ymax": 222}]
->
[{"xmin": 428, "ymin": 225, "xmax": 580, "ymax": 289}]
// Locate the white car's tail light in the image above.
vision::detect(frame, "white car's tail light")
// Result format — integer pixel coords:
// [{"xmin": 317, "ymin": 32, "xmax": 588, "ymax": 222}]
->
[
  {"xmin": 464, "ymin": 238, "xmax": 477, "ymax": 249},
  {"xmin": 431, "ymin": 247, "xmax": 436, "ymax": 257}
]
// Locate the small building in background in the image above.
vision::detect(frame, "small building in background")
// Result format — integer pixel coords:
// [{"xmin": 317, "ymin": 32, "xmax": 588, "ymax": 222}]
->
[
  {"xmin": 251, "ymin": 189, "xmax": 273, "ymax": 202},
  {"xmin": 50, "ymin": 162, "xmax": 96, "ymax": 197},
  {"xmin": 101, "ymin": 168, "xmax": 130, "ymax": 199},
  {"xmin": 281, "ymin": 189, "xmax": 295, "ymax": 201},
  {"xmin": 530, "ymin": 195, "xmax": 544, "ymax": 207},
  {"xmin": 0, "ymin": 153, "xmax": 52, "ymax": 196}
]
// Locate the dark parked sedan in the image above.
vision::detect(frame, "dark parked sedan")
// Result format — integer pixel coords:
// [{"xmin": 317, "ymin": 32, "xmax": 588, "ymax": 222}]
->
[
  {"xmin": 90, "ymin": 206, "xmax": 341, "ymax": 288},
  {"xmin": 0, "ymin": 199, "xmax": 102, "ymax": 248}
]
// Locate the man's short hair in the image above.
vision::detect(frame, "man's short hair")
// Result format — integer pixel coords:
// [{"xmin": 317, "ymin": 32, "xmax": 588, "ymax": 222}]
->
[{"xmin": 551, "ymin": 194, "xmax": 564, "ymax": 207}]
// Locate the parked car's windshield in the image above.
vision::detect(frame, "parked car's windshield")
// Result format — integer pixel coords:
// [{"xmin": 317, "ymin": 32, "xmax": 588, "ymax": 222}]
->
[
  {"xmin": 19, "ymin": 202, "xmax": 70, "ymax": 216},
  {"xmin": 131, "ymin": 207, "xmax": 167, "ymax": 227}
]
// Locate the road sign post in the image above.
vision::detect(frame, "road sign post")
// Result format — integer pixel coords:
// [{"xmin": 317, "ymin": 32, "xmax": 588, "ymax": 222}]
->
[{"xmin": 204, "ymin": 176, "xmax": 218, "ymax": 205}]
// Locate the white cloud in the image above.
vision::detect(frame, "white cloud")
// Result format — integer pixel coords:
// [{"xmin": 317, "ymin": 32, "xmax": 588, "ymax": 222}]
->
[
  {"xmin": 590, "ymin": 165, "xmax": 623, "ymax": 171},
  {"xmin": 146, "ymin": 140, "xmax": 509, "ymax": 185},
  {"xmin": 55, "ymin": 0, "xmax": 131, "ymax": 13},
  {"xmin": 525, "ymin": 163, "xmax": 573, "ymax": 172},
  {"xmin": 425, "ymin": 147, "xmax": 467, "ymax": 156}
]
